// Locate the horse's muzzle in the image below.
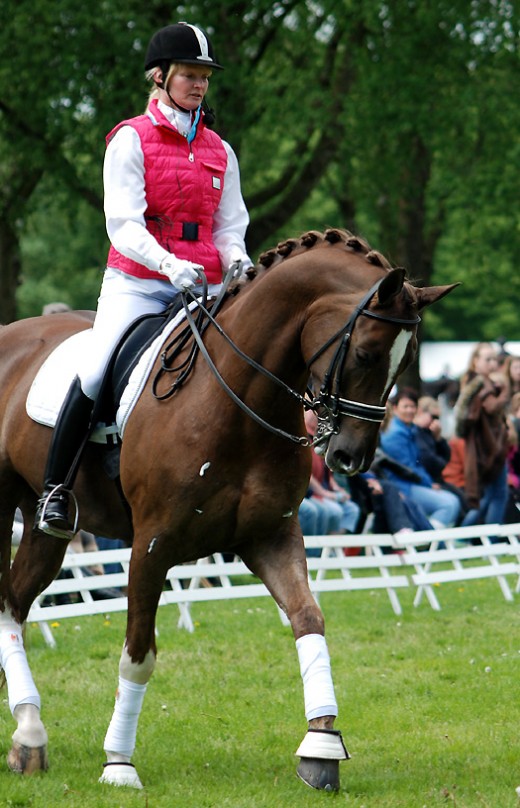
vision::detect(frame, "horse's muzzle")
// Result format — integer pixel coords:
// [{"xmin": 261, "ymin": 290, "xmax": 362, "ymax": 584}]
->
[{"xmin": 324, "ymin": 433, "xmax": 376, "ymax": 475}]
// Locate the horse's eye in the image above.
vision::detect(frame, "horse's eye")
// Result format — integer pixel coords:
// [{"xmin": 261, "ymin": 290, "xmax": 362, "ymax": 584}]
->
[{"xmin": 355, "ymin": 349, "xmax": 378, "ymax": 367}]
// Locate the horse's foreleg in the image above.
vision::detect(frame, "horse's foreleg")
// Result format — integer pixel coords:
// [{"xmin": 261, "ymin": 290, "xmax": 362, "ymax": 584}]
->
[
  {"xmin": 294, "ymin": 632, "xmax": 349, "ymax": 790},
  {"xmin": 240, "ymin": 531, "xmax": 349, "ymax": 791},
  {"xmin": 0, "ymin": 610, "xmax": 48, "ymax": 774},
  {"xmin": 98, "ymin": 645, "xmax": 155, "ymax": 789},
  {"xmin": 99, "ymin": 548, "xmax": 165, "ymax": 790}
]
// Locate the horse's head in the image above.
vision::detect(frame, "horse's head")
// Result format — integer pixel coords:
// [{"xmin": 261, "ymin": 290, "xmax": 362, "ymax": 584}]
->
[{"xmin": 303, "ymin": 261, "xmax": 458, "ymax": 475}]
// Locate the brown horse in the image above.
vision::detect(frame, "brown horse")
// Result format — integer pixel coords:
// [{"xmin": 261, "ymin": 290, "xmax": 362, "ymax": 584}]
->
[{"xmin": 0, "ymin": 229, "xmax": 457, "ymax": 790}]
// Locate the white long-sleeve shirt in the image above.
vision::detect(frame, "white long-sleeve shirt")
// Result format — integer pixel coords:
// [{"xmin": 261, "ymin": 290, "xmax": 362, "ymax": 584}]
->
[{"xmin": 103, "ymin": 100, "xmax": 252, "ymax": 273}]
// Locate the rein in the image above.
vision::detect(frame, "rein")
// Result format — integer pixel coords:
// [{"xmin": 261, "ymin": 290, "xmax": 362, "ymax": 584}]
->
[{"xmin": 152, "ymin": 274, "xmax": 421, "ymax": 448}]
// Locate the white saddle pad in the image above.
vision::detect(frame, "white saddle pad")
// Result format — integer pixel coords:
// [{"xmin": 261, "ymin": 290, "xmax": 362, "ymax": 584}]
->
[{"xmin": 26, "ymin": 305, "xmax": 196, "ymax": 442}]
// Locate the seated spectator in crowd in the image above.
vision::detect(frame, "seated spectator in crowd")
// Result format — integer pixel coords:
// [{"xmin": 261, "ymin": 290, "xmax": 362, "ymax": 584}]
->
[
  {"xmin": 379, "ymin": 388, "xmax": 461, "ymax": 529},
  {"xmin": 442, "ymin": 436, "xmax": 466, "ymax": 490},
  {"xmin": 415, "ymin": 395, "xmax": 466, "ymax": 523},
  {"xmin": 304, "ymin": 410, "xmax": 361, "ymax": 535},
  {"xmin": 455, "ymin": 346, "xmax": 510, "ymax": 527},
  {"xmin": 414, "ymin": 396, "xmax": 451, "ymax": 480},
  {"xmin": 69, "ymin": 529, "xmax": 104, "ymax": 576},
  {"xmin": 441, "ymin": 435, "xmax": 469, "ymax": 522},
  {"xmin": 95, "ymin": 535, "xmax": 127, "ymax": 576},
  {"xmin": 352, "ymin": 472, "xmax": 433, "ymax": 535},
  {"xmin": 298, "ymin": 494, "xmax": 343, "ymax": 545},
  {"xmin": 298, "ymin": 496, "xmax": 320, "ymax": 536}
]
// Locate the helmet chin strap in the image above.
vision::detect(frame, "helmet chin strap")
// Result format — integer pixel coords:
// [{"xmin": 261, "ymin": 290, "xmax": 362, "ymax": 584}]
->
[
  {"xmin": 167, "ymin": 90, "xmax": 191, "ymax": 114},
  {"xmin": 154, "ymin": 76, "xmax": 192, "ymax": 114},
  {"xmin": 154, "ymin": 79, "xmax": 201, "ymax": 142}
]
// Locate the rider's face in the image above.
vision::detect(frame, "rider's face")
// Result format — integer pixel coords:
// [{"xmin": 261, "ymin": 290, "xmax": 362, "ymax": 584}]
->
[{"xmin": 166, "ymin": 65, "xmax": 211, "ymax": 111}]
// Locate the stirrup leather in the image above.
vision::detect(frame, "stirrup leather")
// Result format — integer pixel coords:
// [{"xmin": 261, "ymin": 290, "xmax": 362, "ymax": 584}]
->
[{"xmin": 36, "ymin": 484, "xmax": 79, "ymax": 539}]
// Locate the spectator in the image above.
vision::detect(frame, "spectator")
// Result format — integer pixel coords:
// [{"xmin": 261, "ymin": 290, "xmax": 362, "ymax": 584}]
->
[
  {"xmin": 69, "ymin": 530, "xmax": 104, "ymax": 576},
  {"xmin": 95, "ymin": 535, "xmax": 127, "ymax": 576},
  {"xmin": 304, "ymin": 410, "xmax": 361, "ymax": 535},
  {"xmin": 503, "ymin": 354, "xmax": 520, "ymax": 398},
  {"xmin": 504, "ymin": 413, "xmax": 520, "ymax": 523},
  {"xmin": 351, "ymin": 472, "xmax": 433, "ymax": 535},
  {"xmin": 460, "ymin": 341, "xmax": 498, "ymax": 388},
  {"xmin": 379, "ymin": 388, "xmax": 460, "ymax": 529},
  {"xmin": 414, "ymin": 396, "xmax": 451, "ymax": 481},
  {"xmin": 414, "ymin": 395, "xmax": 466, "ymax": 523},
  {"xmin": 442, "ymin": 436, "xmax": 466, "ymax": 492},
  {"xmin": 455, "ymin": 343, "xmax": 510, "ymax": 527}
]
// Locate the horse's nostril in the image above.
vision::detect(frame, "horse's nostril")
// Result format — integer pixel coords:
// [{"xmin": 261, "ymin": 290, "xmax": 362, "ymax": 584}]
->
[{"xmin": 326, "ymin": 449, "xmax": 356, "ymax": 475}]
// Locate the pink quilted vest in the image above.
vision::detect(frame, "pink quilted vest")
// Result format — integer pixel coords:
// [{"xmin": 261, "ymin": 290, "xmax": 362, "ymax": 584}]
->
[{"xmin": 106, "ymin": 99, "xmax": 227, "ymax": 284}]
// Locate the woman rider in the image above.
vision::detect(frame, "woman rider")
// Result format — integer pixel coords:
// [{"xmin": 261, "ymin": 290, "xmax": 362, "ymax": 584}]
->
[{"xmin": 36, "ymin": 22, "xmax": 253, "ymax": 538}]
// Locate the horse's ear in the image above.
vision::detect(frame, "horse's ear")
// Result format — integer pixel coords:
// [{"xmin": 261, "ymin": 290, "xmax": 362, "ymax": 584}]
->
[
  {"xmin": 376, "ymin": 267, "xmax": 406, "ymax": 307},
  {"xmin": 414, "ymin": 282, "xmax": 460, "ymax": 311}
]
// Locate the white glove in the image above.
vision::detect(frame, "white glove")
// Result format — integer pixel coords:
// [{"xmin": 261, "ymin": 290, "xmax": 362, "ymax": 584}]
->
[
  {"xmin": 159, "ymin": 255, "xmax": 204, "ymax": 291},
  {"xmin": 227, "ymin": 255, "xmax": 253, "ymax": 280}
]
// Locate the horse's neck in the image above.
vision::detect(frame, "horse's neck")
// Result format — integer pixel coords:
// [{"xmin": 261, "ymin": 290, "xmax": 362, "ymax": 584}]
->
[{"xmin": 216, "ymin": 269, "xmax": 313, "ymax": 395}]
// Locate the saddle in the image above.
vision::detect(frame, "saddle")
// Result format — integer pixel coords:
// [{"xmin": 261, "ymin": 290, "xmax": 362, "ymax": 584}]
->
[
  {"xmin": 98, "ymin": 297, "xmax": 185, "ymax": 421},
  {"xmin": 84, "ymin": 298, "xmax": 186, "ymax": 478},
  {"xmin": 26, "ymin": 299, "xmax": 185, "ymax": 482}
]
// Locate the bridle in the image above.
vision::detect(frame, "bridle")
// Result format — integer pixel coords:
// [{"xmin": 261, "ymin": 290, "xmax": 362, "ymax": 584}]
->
[
  {"xmin": 155, "ymin": 273, "xmax": 421, "ymax": 448},
  {"xmin": 306, "ymin": 278, "xmax": 421, "ymax": 451}
]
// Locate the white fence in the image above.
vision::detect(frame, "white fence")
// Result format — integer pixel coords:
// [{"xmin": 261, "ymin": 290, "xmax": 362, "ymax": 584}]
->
[{"xmin": 25, "ymin": 524, "xmax": 520, "ymax": 647}]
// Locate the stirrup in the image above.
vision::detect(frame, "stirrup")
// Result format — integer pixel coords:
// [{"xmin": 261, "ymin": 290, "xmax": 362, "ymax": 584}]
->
[{"xmin": 36, "ymin": 484, "xmax": 79, "ymax": 540}]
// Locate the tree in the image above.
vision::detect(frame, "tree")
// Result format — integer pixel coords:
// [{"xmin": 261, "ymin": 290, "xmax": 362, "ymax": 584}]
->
[{"xmin": 0, "ymin": 0, "xmax": 519, "ymax": 353}]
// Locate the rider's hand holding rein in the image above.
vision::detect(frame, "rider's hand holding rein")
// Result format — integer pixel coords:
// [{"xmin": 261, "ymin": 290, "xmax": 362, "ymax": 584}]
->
[{"xmin": 159, "ymin": 255, "xmax": 203, "ymax": 291}]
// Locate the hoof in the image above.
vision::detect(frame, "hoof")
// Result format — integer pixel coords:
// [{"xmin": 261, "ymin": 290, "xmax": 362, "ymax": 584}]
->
[
  {"xmin": 7, "ymin": 742, "xmax": 48, "ymax": 775},
  {"xmin": 99, "ymin": 762, "xmax": 143, "ymax": 789},
  {"xmin": 295, "ymin": 728, "xmax": 349, "ymax": 791},
  {"xmin": 297, "ymin": 757, "xmax": 340, "ymax": 791}
]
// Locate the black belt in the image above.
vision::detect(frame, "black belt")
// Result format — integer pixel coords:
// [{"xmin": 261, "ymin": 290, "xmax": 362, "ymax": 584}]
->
[{"xmin": 181, "ymin": 222, "xmax": 199, "ymax": 241}]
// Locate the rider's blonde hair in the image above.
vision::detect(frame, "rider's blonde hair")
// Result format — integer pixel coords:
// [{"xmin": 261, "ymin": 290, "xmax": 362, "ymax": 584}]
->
[{"xmin": 145, "ymin": 63, "xmax": 182, "ymax": 107}]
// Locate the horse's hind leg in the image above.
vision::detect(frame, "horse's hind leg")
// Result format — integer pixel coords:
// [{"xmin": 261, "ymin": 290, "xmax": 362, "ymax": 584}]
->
[
  {"xmin": 0, "ymin": 493, "xmax": 51, "ymax": 774},
  {"xmin": 239, "ymin": 526, "xmax": 349, "ymax": 791}
]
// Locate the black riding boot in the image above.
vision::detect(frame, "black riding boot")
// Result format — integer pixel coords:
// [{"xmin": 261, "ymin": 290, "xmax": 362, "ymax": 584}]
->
[{"xmin": 35, "ymin": 376, "xmax": 95, "ymax": 539}]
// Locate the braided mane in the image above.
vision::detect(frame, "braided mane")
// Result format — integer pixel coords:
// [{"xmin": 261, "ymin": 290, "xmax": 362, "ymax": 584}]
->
[{"xmin": 247, "ymin": 228, "xmax": 392, "ymax": 281}]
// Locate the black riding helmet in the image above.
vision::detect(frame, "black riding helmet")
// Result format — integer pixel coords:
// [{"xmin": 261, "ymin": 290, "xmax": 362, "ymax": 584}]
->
[{"xmin": 145, "ymin": 22, "xmax": 223, "ymax": 72}]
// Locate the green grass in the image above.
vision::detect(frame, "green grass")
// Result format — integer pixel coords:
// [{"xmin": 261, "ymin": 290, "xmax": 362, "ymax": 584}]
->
[{"xmin": 1, "ymin": 578, "xmax": 520, "ymax": 807}]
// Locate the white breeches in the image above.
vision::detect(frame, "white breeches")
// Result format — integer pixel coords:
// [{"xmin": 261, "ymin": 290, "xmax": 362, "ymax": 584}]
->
[{"xmin": 78, "ymin": 267, "xmax": 221, "ymax": 400}]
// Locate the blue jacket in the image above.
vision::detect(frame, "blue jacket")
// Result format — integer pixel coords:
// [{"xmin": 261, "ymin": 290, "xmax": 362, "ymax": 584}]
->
[
  {"xmin": 379, "ymin": 416, "xmax": 433, "ymax": 493},
  {"xmin": 415, "ymin": 426, "xmax": 450, "ymax": 482}
]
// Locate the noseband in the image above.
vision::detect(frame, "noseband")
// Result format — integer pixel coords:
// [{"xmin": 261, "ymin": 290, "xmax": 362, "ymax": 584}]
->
[
  {"xmin": 306, "ymin": 278, "xmax": 421, "ymax": 451},
  {"xmin": 173, "ymin": 275, "xmax": 420, "ymax": 447}
]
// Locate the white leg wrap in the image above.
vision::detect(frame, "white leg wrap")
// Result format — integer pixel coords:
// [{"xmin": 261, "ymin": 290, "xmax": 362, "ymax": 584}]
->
[
  {"xmin": 296, "ymin": 633, "xmax": 338, "ymax": 721},
  {"xmin": 0, "ymin": 615, "xmax": 41, "ymax": 714},
  {"xmin": 103, "ymin": 677, "xmax": 147, "ymax": 759}
]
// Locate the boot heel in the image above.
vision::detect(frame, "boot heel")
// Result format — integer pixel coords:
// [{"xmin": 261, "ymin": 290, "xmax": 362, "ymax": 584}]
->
[{"xmin": 36, "ymin": 485, "xmax": 78, "ymax": 539}]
